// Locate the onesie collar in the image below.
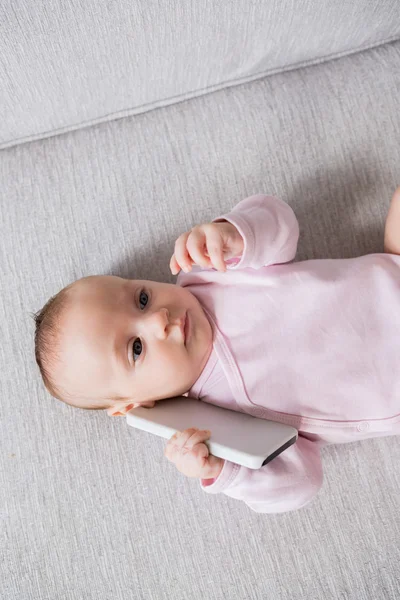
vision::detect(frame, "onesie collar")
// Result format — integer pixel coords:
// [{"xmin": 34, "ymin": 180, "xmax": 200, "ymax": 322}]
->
[{"xmin": 188, "ymin": 344, "xmax": 218, "ymax": 399}]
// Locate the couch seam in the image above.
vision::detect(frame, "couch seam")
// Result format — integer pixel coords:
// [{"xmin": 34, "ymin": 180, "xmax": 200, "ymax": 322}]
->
[{"xmin": 1, "ymin": 34, "xmax": 399, "ymax": 151}]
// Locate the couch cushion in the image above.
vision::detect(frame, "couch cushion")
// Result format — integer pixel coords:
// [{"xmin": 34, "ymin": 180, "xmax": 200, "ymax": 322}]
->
[
  {"xmin": 1, "ymin": 40, "xmax": 400, "ymax": 599},
  {"xmin": 1, "ymin": 0, "xmax": 399, "ymax": 148}
]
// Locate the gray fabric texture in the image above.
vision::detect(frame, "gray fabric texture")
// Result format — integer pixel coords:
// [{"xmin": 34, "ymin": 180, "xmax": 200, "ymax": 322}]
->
[
  {"xmin": 1, "ymin": 40, "xmax": 400, "ymax": 599},
  {"xmin": 1, "ymin": 0, "xmax": 400, "ymax": 149}
]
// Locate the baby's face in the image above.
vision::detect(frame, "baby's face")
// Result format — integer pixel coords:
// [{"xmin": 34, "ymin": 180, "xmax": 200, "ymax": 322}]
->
[{"xmin": 55, "ymin": 275, "xmax": 214, "ymax": 414}]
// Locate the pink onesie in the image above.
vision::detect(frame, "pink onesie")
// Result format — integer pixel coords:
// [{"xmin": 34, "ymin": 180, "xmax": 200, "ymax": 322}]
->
[{"xmin": 177, "ymin": 194, "xmax": 400, "ymax": 514}]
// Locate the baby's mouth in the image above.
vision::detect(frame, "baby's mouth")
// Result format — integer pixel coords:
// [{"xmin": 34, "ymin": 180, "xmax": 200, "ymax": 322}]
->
[{"xmin": 184, "ymin": 311, "xmax": 191, "ymax": 345}]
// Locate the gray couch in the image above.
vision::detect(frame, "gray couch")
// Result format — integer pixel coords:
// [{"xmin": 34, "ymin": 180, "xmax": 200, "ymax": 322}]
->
[{"xmin": 1, "ymin": 2, "xmax": 400, "ymax": 599}]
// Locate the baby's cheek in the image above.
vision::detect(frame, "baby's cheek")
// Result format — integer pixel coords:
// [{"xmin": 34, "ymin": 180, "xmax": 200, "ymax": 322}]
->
[{"xmin": 167, "ymin": 355, "xmax": 196, "ymax": 390}]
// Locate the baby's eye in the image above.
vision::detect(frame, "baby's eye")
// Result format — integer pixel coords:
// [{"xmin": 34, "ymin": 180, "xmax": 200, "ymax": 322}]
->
[
  {"xmin": 132, "ymin": 289, "xmax": 149, "ymax": 363},
  {"xmin": 132, "ymin": 338, "xmax": 142, "ymax": 362},
  {"xmin": 139, "ymin": 289, "xmax": 149, "ymax": 309}
]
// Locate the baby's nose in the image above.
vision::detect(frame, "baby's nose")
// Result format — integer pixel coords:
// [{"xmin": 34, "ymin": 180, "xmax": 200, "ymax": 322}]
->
[{"xmin": 148, "ymin": 308, "xmax": 173, "ymax": 335}]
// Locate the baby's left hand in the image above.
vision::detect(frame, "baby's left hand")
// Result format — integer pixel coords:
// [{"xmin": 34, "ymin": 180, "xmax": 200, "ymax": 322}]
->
[{"xmin": 164, "ymin": 428, "xmax": 224, "ymax": 480}]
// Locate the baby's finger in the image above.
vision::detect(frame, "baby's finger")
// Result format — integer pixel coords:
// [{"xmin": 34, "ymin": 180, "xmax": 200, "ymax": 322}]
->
[
  {"xmin": 203, "ymin": 226, "xmax": 226, "ymax": 272},
  {"xmin": 170, "ymin": 254, "xmax": 182, "ymax": 275},
  {"xmin": 184, "ymin": 428, "xmax": 212, "ymax": 450},
  {"xmin": 172, "ymin": 231, "xmax": 194, "ymax": 273},
  {"xmin": 175, "ymin": 427, "xmax": 211, "ymax": 449},
  {"xmin": 189, "ymin": 442, "xmax": 210, "ymax": 467},
  {"xmin": 185, "ymin": 229, "xmax": 213, "ymax": 269},
  {"xmin": 167, "ymin": 428, "xmax": 210, "ymax": 451},
  {"xmin": 164, "ymin": 428, "xmax": 198, "ymax": 462},
  {"xmin": 165, "ymin": 428, "xmax": 197, "ymax": 454}
]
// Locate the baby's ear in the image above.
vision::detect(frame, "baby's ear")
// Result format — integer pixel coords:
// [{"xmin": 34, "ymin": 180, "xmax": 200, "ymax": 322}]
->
[
  {"xmin": 106, "ymin": 402, "xmax": 134, "ymax": 417},
  {"xmin": 106, "ymin": 400, "xmax": 155, "ymax": 416},
  {"xmin": 107, "ymin": 406, "xmax": 123, "ymax": 417}
]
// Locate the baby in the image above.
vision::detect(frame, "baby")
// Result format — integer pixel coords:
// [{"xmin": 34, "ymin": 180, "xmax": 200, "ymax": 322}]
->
[{"xmin": 34, "ymin": 187, "xmax": 400, "ymax": 513}]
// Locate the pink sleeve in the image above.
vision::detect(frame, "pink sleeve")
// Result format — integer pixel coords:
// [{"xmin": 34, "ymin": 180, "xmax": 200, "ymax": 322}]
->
[
  {"xmin": 212, "ymin": 194, "xmax": 300, "ymax": 270},
  {"xmin": 200, "ymin": 436, "xmax": 324, "ymax": 514}
]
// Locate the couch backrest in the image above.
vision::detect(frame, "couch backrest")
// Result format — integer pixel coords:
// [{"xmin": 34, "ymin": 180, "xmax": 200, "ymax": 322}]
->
[{"xmin": 1, "ymin": 0, "xmax": 399, "ymax": 149}]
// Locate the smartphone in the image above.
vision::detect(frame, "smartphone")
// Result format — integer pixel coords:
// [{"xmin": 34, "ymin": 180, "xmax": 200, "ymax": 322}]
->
[{"xmin": 126, "ymin": 396, "xmax": 298, "ymax": 469}]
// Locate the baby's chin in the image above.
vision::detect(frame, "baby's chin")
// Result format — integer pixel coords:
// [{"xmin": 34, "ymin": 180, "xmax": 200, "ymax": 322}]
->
[{"xmin": 147, "ymin": 391, "xmax": 190, "ymax": 406}]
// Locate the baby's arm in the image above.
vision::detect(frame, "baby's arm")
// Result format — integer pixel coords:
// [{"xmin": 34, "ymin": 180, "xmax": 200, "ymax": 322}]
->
[
  {"xmin": 384, "ymin": 186, "xmax": 400, "ymax": 255},
  {"xmin": 200, "ymin": 435, "xmax": 323, "ymax": 514},
  {"xmin": 171, "ymin": 194, "xmax": 299, "ymax": 274},
  {"xmin": 164, "ymin": 428, "xmax": 324, "ymax": 514}
]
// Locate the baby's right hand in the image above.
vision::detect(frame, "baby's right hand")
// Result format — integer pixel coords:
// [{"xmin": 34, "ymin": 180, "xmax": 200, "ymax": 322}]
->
[
  {"xmin": 164, "ymin": 428, "xmax": 224, "ymax": 479},
  {"xmin": 170, "ymin": 220, "xmax": 244, "ymax": 274}
]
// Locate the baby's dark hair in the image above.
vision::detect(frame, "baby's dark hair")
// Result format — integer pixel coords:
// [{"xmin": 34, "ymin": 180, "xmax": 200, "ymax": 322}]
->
[
  {"xmin": 33, "ymin": 282, "xmax": 108, "ymax": 410},
  {"xmin": 33, "ymin": 284, "xmax": 74, "ymax": 402}
]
